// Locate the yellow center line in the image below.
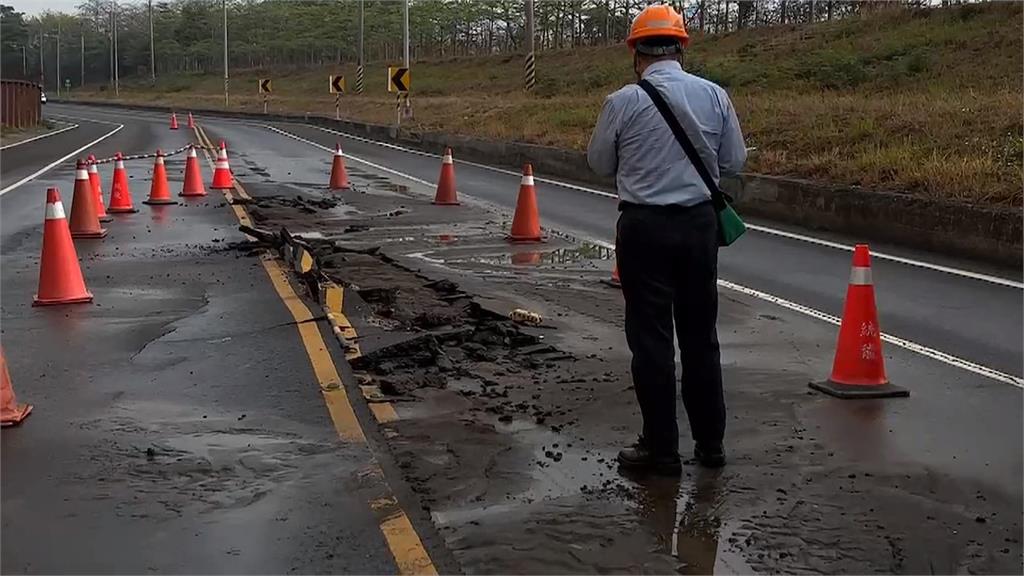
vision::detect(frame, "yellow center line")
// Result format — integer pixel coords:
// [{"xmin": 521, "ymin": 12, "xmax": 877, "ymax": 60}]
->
[{"xmin": 193, "ymin": 120, "xmax": 437, "ymax": 575}]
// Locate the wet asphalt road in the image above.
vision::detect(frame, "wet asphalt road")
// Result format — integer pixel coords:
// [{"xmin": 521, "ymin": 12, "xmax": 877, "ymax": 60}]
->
[
  {"xmin": 0, "ymin": 106, "xmax": 445, "ymax": 573},
  {"xmin": 1, "ymin": 102, "xmax": 1021, "ymax": 573}
]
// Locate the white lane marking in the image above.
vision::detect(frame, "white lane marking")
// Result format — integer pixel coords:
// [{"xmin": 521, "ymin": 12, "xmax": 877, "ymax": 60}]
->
[
  {"xmin": 0, "ymin": 122, "xmax": 79, "ymax": 150},
  {"xmin": 264, "ymin": 125, "xmax": 437, "ymax": 188},
  {"xmin": 0, "ymin": 124, "xmax": 124, "ymax": 197},
  {"xmin": 745, "ymin": 224, "xmax": 1023, "ymax": 289},
  {"xmin": 306, "ymin": 123, "xmax": 1021, "ymax": 290},
  {"xmin": 718, "ymin": 279, "xmax": 1024, "ymax": 389},
  {"xmin": 580, "ymin": 239, "xmax": 1023, "ymax": 388},
  {"xmin": 45, "ymin": 112, "xmax": 123, "ymax": 126}
]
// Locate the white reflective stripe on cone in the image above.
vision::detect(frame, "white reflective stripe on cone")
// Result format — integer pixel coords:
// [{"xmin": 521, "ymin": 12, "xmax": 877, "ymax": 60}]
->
[
  {"xmin": 87, "ymin": 164, "xmax": 98, "ymax": 174},
  {"xmin": 75, "ymin": 169, "xmax": 89, "ymax": 180},
  {"xmin": 45, "ymin": 201, "xmax": 66, "ymax": 220},
  {"xmin": 188, "ymin": 148, "xmax": 197, "ymax": 158},
  {"xmin": 115, "ymin": 160, "xmax": 125, "ymax": 169},
  {"xmin": 849, "ymin": 266, "xmax": 873, "ymax": 285},
  {"xmin": 521, "ymin": 175, "xmax": 535, "ymax": 186},
  {"xmin": 155, "ymin": 156, "xmax": 164, "ymax": 165},
  {"xmin": 442, "ymin": 154, "xmax": 453, "ymax": 164}
]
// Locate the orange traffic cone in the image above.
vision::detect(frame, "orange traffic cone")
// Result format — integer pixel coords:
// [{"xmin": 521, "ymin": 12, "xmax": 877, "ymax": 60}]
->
[
  {"xmin": 508, "ymin": 163, "xmax": 542, "ymax": 242},
  {"xmin": 329, "ymin": 142, "xmax": 350, "ymax": 190},
  {"xmin": 107, "ymin": 153, "xmax": 138, "ymax": 213},
  {"xmin": 69, "ymin": 159, "xmax": 108, "ymax": 239},
  {"xmin": 34, "ymin": 188, "xmax": 93, "ymax": 306},
  {"xmin": 170, "ymin": 112, "xmax": 179, "ymax": 130},
  {"xmin": 603, "ymin": 263, "xmax": 622, "ymax": 288},
  {"xmin": 87, "ymin": 155, "xmax": 113, "ymax": 223},
  {"xmin": 180, "ymin": 145, "xmax": 207, "ymax": 197},
  {"xmin": 1, "ymin": 350, "xmax": 32, "ymax": 427},
  {"xmin": 810, "ymin": 245, "xmax": 908, "ymax": 399},
  {"xmin": 433, "ymin": 147, "xmax": 459, "ymax": 205},
  {"xmin": 187, "ymin": 112, "xmax": 195, "ymax": 129},
  {"xmin": 143, "ymin": 150, "xmax": 175, "ymax": 205},
  {"xmin": 211, "ymin": 141, "xmax": 234, "ymax": 189}
]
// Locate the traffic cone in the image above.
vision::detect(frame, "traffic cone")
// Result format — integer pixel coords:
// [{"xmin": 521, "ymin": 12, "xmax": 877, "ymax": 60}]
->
[
  {"xmin": 143, "ymin": 150, "xmax": 175, "ymax": 205},
  {"xmin": 1, "ymin": 350, "xmax": 32, "ymax": 427},
  {"xmin": 107, "ymin": 153, "xmax": 138, "ymax": 213},
  {"xmin": 87, "ymin": 155, "xmax": 113, "ymax": 223},
  {"xmin": 508, "ymin": 163, "xmax": 542, "ymax": 242},
  {"xmin": 602, "ymin": 263, "xmax": 622, "ymax": 288},
  {"xmin": 433, "ymin": 147, "xmax": 458, "ymax": 205},
  {"xmin": 810, "ymin": 245, "xmax": 908, "ymax": 399},
  {"xmin": 187, "ymin": 112, "xmax": 195, "ymax": 129},
  {"xmin": 211, "ymin": 141, "xmax": 234, "ymax": 189},
  {"xmin": 68, "ymin": 159, "xmax": 108, "ymax": 239},
  {"xmin": 170, "ymin": 112, "xmax": 179, "ymax": 130},
  {"xmin": 34, "ymin": 188, "xmax": 93, "ymax": 306},
  {"xmin": 180, "ymin": 145, "xmax": 207, "ymax": 197},
  {"xmin": 329, "ymin": 142, "xmax": 350, "ymax": 190}
]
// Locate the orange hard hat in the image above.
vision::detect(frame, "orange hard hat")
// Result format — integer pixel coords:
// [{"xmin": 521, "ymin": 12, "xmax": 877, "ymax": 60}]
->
[{"xmin": 626, "ymin": 4, "xmax": 690, "ymax": 50}]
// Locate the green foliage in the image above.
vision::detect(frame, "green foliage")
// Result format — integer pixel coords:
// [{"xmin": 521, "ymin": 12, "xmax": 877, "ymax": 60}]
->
[{"xmin": 795, "ymin": 51, "xmax": 867, "ymax": 89}]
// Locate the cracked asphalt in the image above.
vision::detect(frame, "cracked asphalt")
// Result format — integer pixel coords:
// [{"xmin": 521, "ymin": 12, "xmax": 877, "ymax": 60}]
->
[{"xmin": 1, "ymin": 102, "xmax": 1021, "ymax": 574}]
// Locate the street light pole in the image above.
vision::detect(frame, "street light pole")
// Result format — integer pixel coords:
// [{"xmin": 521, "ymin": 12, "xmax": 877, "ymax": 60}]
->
[
  {"xmin": 38, "ymin": 30, "xmax": 45, "ymax": 90},
  {"xmin": 149, "ymin": 0, "xmax": 155, "ymax": 84},
  {"xmin": 113, "ymin": 1, "xmax": 119, "ymax": 96},
  {"xmin": 56, "ymin": 22, "xmax": 61, "ymax": 97},
  {"xmin": 223, "ymin": 0, "xmax": 229, "ymax": 107},
  {"xmin": 81, "ymin": 33, "xmax": 85, "ymax": 87},
  {"xmin": 402, "ymin": 0, "xmax": 409, "ymax": 68}
]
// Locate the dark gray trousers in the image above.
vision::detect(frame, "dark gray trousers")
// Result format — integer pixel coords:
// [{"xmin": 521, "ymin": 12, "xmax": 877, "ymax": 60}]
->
[{"xmin": 616, "ymin": 201, "xmax": 725, "ymax": 456}]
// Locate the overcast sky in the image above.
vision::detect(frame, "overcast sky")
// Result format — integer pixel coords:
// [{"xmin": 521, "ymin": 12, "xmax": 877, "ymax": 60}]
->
[{"xmin": 18, "ymin": 0, "xmax": 83, "ymax": 16}]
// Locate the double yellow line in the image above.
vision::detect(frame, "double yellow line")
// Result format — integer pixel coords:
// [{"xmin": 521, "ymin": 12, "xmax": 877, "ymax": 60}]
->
[{"xmin": 192, "ymin": 123, "xmax": 438, "ymax": 575}]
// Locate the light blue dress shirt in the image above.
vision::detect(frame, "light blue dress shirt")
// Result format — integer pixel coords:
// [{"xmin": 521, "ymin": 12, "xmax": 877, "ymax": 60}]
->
[{"xmin": 587, "ymin": 60, "xmax": 747, "ymax": 206}]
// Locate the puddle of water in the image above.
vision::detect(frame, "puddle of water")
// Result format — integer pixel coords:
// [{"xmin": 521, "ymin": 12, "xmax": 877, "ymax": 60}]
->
[
  {"xmin": 429, "ymin": 241, "xmax": 615, "ymax": 267},
  {"xmin": 163, "ymin": 431, "xmax": 286, "ymax": 460}
]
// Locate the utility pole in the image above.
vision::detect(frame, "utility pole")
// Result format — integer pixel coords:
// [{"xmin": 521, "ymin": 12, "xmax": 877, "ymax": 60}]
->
[
  {"xmin": 21, "ymin": 45, "xmax": 27, "ymax": 76},
  {"xmin": 524, "ymin": 0, "xmax": 536, "ymax": 91},
  {"xmin": 56, "ymin": 22, "xmax": 61, "ymax": 97},
  {"xmin": 109, "ymin": 6, "xmax": 113, "ymax": 88},
  {"xmin": 402, "ymin": 0, "xmax": 410, "ymax": 68},
  {"xmin": 39, "ymin": 30, "xmax": 45, "ymax": 90},
  {"xmin": 81, "ymin": 33, "xmax": 85, "ymax": 87},
  {"xmin": 113, "ymin": 1, "xmax": 119, "ymax": 96},
  {"xmin": 356, "ymin": 0, "xmax": 364, "ymax": 93},
  {"xmin": 223, "ymin": 0, "xmax": 229, "ymax": 106},
  {"xmin": 149, "ymin": 0, "xmax": 155, "ymax": 84}
]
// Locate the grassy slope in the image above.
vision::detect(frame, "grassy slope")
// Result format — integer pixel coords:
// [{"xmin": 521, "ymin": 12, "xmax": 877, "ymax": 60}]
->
[{"xmin": 84, "ymin": 2, "xmax": 1022, "ymax": 206}]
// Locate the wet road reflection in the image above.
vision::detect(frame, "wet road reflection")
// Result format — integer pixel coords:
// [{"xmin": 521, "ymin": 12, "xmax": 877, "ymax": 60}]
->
[{"xmin": 629, "ymin": 469, "xmax": 726, "ymax": 575}]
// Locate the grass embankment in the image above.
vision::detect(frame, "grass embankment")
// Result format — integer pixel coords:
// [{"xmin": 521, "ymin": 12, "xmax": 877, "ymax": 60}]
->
[{"xmin": 78, "ymin": 2, "xmax": 1022, "ymax": 206}]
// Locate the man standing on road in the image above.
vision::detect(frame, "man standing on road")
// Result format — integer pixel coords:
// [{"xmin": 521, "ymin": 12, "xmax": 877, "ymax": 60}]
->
[{"xmin": 587, "ymin": 4, "xmax": 747, "ymax": 473}]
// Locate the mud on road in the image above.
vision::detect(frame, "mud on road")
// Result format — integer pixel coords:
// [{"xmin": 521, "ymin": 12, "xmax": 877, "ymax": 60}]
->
[{"xmin": 238, "ymin": 162, "xmax": 1022, "ymax": 574}]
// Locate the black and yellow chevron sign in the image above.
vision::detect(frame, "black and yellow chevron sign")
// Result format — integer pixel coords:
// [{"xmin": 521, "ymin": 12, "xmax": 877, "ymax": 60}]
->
[{"xmin": 387, "ymin": 67, "xmax": 410, "ymax": 93}]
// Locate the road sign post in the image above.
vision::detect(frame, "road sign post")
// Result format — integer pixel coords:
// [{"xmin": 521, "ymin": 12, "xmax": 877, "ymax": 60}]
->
[
  {"xmin": 329, "ymin": 75, "xmax": 345, "ymax": 120},
  {"xmin": 258, "ymin": 78, "xmax": 272, "ymax": 114},
  {"xmin": 387, "ymin": 67, "xmax": 411, "ymax": 130}
]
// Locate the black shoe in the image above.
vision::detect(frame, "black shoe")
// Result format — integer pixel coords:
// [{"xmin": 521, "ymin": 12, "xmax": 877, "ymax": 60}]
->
[
  {"xmin": 617, "ymin": 439, "xmax": 682, "ymax": 475},
  {"xmin": 694, "ymin": 443, "xmax": 726, "ymax": 468}
]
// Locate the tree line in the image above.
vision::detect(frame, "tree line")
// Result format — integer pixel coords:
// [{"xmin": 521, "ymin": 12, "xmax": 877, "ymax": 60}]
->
[{"xmin": 1, "ymin": 0, "xmax": 975, "ymax": 91}]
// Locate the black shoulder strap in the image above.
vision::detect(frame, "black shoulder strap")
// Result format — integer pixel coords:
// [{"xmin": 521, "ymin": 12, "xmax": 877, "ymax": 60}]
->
[{"xmin": 637, "ymin": 79, "xmax": 728, "ymax": 207}]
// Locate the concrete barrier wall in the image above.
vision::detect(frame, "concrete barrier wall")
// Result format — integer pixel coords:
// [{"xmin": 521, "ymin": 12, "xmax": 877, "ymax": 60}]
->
[
  {"xmin": 1, "ymin": 80, "xmax": 42, "ymax": 129},
  {"xmin": 61, "ymin": 99, "xmax": 1022, "ymax": 266}
]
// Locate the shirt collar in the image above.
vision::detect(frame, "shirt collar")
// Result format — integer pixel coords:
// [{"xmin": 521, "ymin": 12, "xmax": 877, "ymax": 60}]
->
[{"xmin": 641, "ymin": 59, "xmax": 683, "ymax": 79}]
